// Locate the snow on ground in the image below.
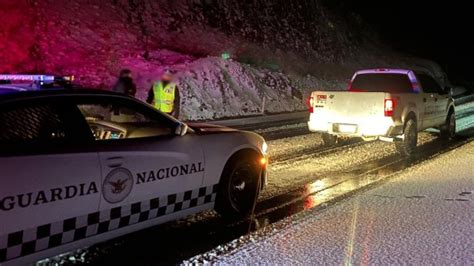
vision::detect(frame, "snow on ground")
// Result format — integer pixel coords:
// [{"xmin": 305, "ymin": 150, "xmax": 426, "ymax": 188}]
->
[
  {"xmin": 211, "ymin": 141, "xmax": 474, "ymax": 265},
  {"xmin": 265, "ymin": 132, "xmax": 324, "ymax": 161},
  {"xmin": 261, "ymin": 132, "xmax": 437, "ymax": 200},
  {"xmin": 173, "ymin": 58, "xmax": 339, "ymax": 121},
  {"xmin": 254, "ymin": 122, "xmax": 308, "ymax": 134},
  {"xmin": 455, "ymin": 101, "xmax": 474, "ymax": 132}
]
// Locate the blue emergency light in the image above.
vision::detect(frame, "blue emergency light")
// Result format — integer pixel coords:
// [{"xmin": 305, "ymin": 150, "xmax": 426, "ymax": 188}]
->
[
  {"xmin": 0, "ymin": 74, "xmax": 76, "ymax": 90},
  {"xmin": 0, "ymin": 74, "xmax": 74, "ymax": 82}
]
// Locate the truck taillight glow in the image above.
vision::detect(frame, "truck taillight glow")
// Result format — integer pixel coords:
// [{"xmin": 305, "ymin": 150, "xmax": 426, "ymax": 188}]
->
[{"xmin": 384, "ymin": 98, "xmax": 395, "ymax": 116}]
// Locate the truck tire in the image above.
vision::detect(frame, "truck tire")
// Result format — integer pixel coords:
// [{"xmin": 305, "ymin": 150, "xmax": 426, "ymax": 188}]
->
[
  {"xmin": 395, "ymin": 119, "xmax": 417, "ymax": 156},
  {"xmin": 440, "ymin": 110, "xmax": 456, "ymax": 140},
  {"xmin": 322, "ymin": 133, "xmax": 337, "ymax": 147},
  {"xmin": 215, "ymin": 154, "xmax": 261, "ymax": 220}
]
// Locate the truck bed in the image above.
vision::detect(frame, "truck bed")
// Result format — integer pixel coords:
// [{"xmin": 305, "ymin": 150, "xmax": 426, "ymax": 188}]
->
[{"xmin": 308, "ymin": 91, "xmax": 404, "ymax": 137}]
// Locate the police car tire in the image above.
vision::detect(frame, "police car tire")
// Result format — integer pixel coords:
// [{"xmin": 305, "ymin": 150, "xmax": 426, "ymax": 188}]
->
[{"xmin": 215, "ymin": 152, "xmax": 261, "ymax": 220}]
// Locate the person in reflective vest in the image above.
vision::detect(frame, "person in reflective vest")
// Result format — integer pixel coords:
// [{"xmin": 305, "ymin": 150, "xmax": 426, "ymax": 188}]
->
[{"xmin": 147, "ymin": 70, "xmax": 180, "ymax": 117}]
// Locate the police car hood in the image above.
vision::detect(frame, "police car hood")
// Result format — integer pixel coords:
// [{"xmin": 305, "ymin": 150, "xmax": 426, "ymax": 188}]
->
[{"xmin": 187, "ymin": 123, "xmax": 239, "ymax": 134}]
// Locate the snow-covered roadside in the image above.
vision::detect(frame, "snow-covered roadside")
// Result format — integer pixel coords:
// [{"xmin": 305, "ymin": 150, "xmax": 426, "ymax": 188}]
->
[
  {"xmin": 203, "ymin": 141, "xmax": 474, "ymax": 264},
  {"xmin": 455, "ymin": 101, "xmax": 474, "ymax": 132}
]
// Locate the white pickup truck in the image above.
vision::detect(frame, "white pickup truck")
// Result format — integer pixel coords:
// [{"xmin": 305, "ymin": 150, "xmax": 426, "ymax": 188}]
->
[{"xmin": 307, "ymin": 69, "xmax": 456, "ymax": 155}]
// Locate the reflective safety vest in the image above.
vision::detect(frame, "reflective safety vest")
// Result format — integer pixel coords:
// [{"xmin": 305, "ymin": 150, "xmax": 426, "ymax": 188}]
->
[{"xmin": 152, "ymin": 82, "xmax": 176, "ymax": 113}]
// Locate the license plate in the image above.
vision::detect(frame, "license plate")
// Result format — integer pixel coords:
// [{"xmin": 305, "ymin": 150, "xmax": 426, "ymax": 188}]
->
[{"xmin": 338, "ymin": 124, "xmax": 357, "ymax": 133}]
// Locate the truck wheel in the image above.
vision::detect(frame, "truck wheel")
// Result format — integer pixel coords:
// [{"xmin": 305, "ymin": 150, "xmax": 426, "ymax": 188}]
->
[
  {"xmin": 440, "ymin": 111, "xmax": 456, "ymax": 140},
  {"xmin": 322, "ymin": 133, "xmax": 337, "ymax": 147},
  {"xmin": 215, "ymin": 154, "xmax": 261, "ymax": 220},
  {"xmin": 395, "ymin": 119, "xmax": 418, "ymax": 156}
]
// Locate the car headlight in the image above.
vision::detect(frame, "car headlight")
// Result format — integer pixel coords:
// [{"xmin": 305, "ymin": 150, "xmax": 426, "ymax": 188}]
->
[{"xmin": 262, "ymin": 141, "xmax": 268, "ymax": 155}]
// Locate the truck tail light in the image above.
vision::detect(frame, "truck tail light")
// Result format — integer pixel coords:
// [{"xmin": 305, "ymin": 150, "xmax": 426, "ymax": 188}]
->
[
  {"xmin": 384, "ymin": 98, "xmax": 395, "ymax": 117},
  {"xmin": 309, "ymin": 96, "xmax": 314, "ymax": 113}
]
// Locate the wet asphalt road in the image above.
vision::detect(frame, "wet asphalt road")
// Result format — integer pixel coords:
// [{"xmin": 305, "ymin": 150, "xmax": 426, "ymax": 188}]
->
[{"xmin": 57, "ymin": 108, "xmax": 474, "ymax": 265}]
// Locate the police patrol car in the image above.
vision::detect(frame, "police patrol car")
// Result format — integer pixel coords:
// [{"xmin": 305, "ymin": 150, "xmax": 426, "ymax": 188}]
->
[
  {"xmin": 0, "ymin": 89, "xmax": 268, "ymax": 264},
  {"xmin": 0, "ymin": 74, "xmax": 76, "ymax": 93}
]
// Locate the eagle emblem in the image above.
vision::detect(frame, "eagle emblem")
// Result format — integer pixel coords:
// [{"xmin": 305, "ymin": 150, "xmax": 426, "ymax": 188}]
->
[
  {"xmin": 109, "ymin": 178, "xmax": 128, "ymax": 194},
  {"xmin": 102, "ymin": 168, "xmax": 134, "ymax": 204}
]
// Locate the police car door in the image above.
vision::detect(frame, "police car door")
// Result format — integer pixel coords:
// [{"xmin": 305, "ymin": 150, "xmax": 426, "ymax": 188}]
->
[
  {"xmin": 73, "ymin": 96, "xmax": 206, "ymax": 236},
  {"xmin": 0, "ymin": 98, "xmax": 101, "ymax": 263}
]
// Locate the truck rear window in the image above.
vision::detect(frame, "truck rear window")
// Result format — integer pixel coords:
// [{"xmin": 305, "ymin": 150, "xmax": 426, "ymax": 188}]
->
[{"xmin": 350, "ymin": 73, "xmax": 414, "ymax": 93}]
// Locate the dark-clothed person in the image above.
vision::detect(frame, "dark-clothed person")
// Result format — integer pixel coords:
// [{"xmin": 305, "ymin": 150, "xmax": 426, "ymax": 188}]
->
[{"xmin": 112, "ymin": 69, "xmax": 137, "ymax": 97}]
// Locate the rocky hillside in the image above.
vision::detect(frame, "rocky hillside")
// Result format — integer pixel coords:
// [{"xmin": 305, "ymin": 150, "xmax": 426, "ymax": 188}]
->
[{"xmin": 0, "ymin": 0, "xmax": 444, "ymax": 120}]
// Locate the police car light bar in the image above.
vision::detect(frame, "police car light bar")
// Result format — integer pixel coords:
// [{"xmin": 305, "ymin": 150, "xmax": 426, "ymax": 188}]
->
[
  {"xmin": 0, "ymin": 74, "xmax": 74, "ymax": 82},
  {"xmin": 0, "ymin": 74, "xmax": 55, "ymax": 81}
]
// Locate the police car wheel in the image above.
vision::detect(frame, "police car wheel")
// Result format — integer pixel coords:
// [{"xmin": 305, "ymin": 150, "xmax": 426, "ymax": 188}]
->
[{"xmin": 215, "ymin": 153, "xmax": 261, "ymax": 220}]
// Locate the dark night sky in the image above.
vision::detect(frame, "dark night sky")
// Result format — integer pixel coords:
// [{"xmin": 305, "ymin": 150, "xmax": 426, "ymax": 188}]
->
[{"xmin": 328, "ymin": 1, "xmax": 473, "ymax": 85}]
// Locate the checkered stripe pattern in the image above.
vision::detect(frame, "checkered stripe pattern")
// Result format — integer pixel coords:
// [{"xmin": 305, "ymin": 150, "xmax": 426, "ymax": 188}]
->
[{"xmin": 0, "ymin": 184, "xmax": 218, "ymax": 263}]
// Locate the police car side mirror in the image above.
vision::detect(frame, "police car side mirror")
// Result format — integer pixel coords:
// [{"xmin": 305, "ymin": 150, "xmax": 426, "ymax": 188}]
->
[{"xmin": 175, "ymin": 123, "xmax": 188, "ymax": 136}]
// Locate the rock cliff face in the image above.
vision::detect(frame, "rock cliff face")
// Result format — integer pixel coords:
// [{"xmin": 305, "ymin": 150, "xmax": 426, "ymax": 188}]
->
[{"xmin": 0, "ymin": 0, "xmax": 442, "ymax": 120}]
